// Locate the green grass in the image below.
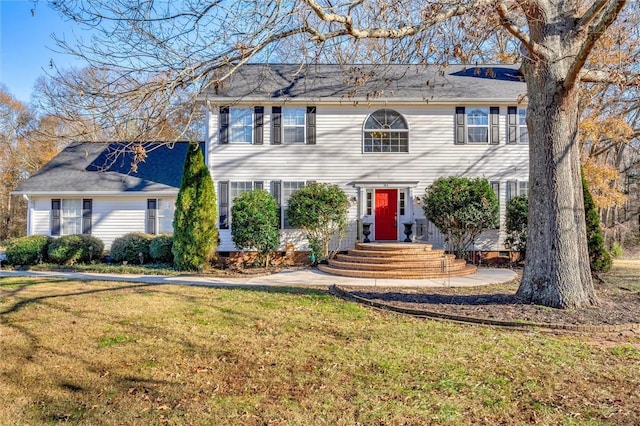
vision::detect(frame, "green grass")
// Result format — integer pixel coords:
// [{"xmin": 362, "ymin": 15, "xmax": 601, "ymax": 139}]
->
[
  {"xmin": 0, "ymin": 266, "xmax": 639, "ymax": 425},
  {"xmin": 24, "ymin": 262, "xmax": 180, "ymax": 275}
]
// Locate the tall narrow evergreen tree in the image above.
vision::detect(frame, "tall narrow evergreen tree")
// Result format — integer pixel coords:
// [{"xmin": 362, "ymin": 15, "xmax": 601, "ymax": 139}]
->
[{"xmin": 172, "ymin": 143, "xmax": 218, "ymax": 271}]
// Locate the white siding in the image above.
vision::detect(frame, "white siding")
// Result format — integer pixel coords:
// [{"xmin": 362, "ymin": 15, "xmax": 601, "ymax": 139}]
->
[
  {"xmin": 208, "ymin": 104, "xmax": 528, "ymax": 251},
  {"xmin": 29, "ymin": 196, "xmax": 176, "ymax": 250}
]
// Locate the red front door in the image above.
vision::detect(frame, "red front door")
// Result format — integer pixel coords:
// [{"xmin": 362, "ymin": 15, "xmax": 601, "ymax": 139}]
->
[{"xmin": 375, "ymin": 189, "xmax": 398, "ymax": 240}]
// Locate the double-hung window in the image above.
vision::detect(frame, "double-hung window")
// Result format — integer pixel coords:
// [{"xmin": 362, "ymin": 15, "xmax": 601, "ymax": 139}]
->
[
  {"xmin": 283, "ymin": 108, "xmax": 306, "ymax": 144},
  {"xmin": 51, "ymin": 198, "xmax": 92, "ymax": 236},
  {"xmin": 270, "ymin": 180, "xmax": 305, "ymax": 229},
  {"xmin": 271, "ymin": 106, "xmax": 316, "ymax": 145},
  {"xmin": 506, "ymin": 180, "xmax": 529, "ymax": 203},
  {"xmin": 363, "ymin": 109, "xmax": 409, "ymax": 153},
  {"xmin": 508, "ymin": 107, "xmax": 528, "ymax": 144},
  {"xmin": 219, "ymin": 106, "xmax": 264, "ymax": 145},
  {"xmin": 229, "ymin": 108, "xmax": 254, "ymax": 143},
  {"xmin": 467, "ymin": 108, "xmax": 489, "ymax": 143},
  {"xmin": 455, "ymin": 106, "xmax": 500, "ymax": 144},
  {"xmin": 146, "ymin": 199, "xmax": 175, "ymax": 234}
]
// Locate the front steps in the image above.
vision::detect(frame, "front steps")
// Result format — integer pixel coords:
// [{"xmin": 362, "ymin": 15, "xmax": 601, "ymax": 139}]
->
[{"xmin": 318, "ymin": 242, "xmax": 477, "ymax": 279}]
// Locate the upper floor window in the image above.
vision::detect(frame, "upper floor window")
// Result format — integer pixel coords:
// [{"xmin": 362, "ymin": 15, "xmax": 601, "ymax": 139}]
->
[
  {"xmin": 219, "ymin": 106, "xmax": 264, "ymax": 145},
  {"xmin": 455, "ymin": 106, "xmax": 500, "ymax": 144},
  {"xmin": 283, "ymin": 108, "xmax": 306, "ymax": 144},
  {"xmin": 363, "ymin": 109, "xmax": 409, "ymax": 153},
  {"xmin": 508, "ymin": 107, "xmax": 528, "ymax": 144},
  {"xmin": 271, "ymin": 106, "xmax": 316, "ymax": 145},
  {"xmin": 229, "ymin": 108, "xmax": 254, "ymax": 143}
]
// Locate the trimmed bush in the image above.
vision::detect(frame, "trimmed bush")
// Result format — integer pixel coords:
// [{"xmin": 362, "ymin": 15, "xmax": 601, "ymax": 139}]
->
[
  {"xmin": 47, "ymin": 235, "xmax": 104, "ymax": 265},
  {"xmin": 231, "ymin": 189, "xmax": 280, "ymax": 267},
  {"xmin": 150, "ymin": 234, "xmax": 174, "ymax": 263},
  {"xmin": 287, "ymin": 182, "xmax": 349, "ymax": 263},
  {"xmin": 110, "ymin": 232, "xmax": 153, "ymax": 264},
  {"xmin": 6, "ymin": 235, "xmax": 51, "ymax": 265},
  {"xmin": 422, "ymin": 177, "xmax": 499, "ymax": 258}
]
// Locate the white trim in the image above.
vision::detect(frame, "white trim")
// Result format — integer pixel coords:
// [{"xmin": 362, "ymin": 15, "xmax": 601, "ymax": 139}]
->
[{"xmin": 200, "ymin": 98, "xmax": 527, "ymax": 106}]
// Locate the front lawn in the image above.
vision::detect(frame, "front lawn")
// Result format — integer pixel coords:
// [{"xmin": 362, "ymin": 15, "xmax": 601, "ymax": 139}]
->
[{"xmin": 0, "ymin": 276, "xmax": 638, "ymax": 425}]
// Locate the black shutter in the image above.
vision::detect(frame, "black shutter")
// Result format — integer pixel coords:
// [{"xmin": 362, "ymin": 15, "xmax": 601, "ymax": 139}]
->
[
  {"xmin": 306, "ymin": 106, "xmax": 316, "ymax": 145},
  {"xmin": 507, "ymin": 106, "xmax": 517, "ymax": 144},
  {"xmin": 51, "ymin": 199, "xmax": 61, "ymax": 236},
  {"xmin": 271, "ymin": 180, "xmax": 282, "ymax": 229},
  {"xmin": 253, "ymin": 181, "xmax": 264, "ymax": 190},
  {"xmin": 82, "ymin": 199, "xmax": 92, "ymax": 234},
  {"xmin": 271, "ymin": 107, "xmax": 282, "ymax": 145},
  {"xmin": 254, "ymin": 106, "xmax": 264, "ymax": 145},
  {"xmin": 146, "ymin": 199, "xmax": 157, "ymax": 234},
  {"xmin": 490, "ymin": 107, "xmax": 500, "ymax": 144},
  {"xmin": 219, "ymin": 106, "xmax": 229, "ymax": 144},
  {"xmin": 219, "ymin": 181, "xmax": 229, "ymax": 229},
  {"xmin": 455, "ymin": 107, "xmax": 466, "ymax": 144}
]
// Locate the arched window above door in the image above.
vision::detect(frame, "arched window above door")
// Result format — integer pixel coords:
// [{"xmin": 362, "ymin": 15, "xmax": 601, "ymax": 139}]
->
[{"xmin": 363, "ymin": 109, "xmax": 409, "ymax": 153}]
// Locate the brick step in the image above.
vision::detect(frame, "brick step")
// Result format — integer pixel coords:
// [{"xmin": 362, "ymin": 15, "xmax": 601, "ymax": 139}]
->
[
  {"xmin": 355, "ymin": 242, "xmax": 434, "ymax": 252},
  {"xmin": 343, "ymin": 250, "xmax": 450, "ymax": 260},
  {"xmin": 332, "ymin": 256, "xmax": 463, "ymax": 269},
  {"xmin": 318, "ymin": 264, "xmax": 478, "ymax": 279}
]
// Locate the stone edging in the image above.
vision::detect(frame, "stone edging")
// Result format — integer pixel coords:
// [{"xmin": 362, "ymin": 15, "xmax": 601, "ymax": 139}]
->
[{"xmin": 328, "ymin": 285, "xmax": 640, "ymax": 334}]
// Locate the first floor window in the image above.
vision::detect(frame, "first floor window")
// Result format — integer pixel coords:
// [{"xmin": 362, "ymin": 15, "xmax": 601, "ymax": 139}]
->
[
  {"xmin": 506, "ymin": 180, "xmax": 528, "ymax": 203},
  {"xmin": 61, "ymin": 199, "xmax": 82, "ymax": 235},
  {"xmin": 51, "ymin": 198, "xmax": 92, "ymax": 236},
  {"xmin": 282, "ymin": 181, "xmax": 305, "ymax": 228}
]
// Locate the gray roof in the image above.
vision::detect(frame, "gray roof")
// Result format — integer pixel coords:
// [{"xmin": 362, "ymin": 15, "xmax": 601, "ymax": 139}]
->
[
  {"xmin": 13, "ymin": 142, "xmax": 202, "ymax": 195},
  {"xmin": 203, "ymin": 63, "xmax": 526, "ymax": 103}
]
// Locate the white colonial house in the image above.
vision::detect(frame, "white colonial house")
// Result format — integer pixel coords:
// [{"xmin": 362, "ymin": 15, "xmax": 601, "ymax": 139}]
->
[
  {"xmin": 203, "ymin": 63, "xmax": 528, "ymax": 253},
  {"xmin": 14, "ymin": 63, "xmax": 528, "ymax": 254}
]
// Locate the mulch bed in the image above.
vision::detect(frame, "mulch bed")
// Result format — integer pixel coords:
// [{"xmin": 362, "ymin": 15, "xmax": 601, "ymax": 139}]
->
[{"xmin": 337, "ymin": 270, "xmax": 640, "ymax": 328}]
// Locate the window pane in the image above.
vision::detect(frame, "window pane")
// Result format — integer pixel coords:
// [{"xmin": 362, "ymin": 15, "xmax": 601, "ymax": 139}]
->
[
  {"xmin": 468, "ymin": 127, "xmax": 488, "ymax": 143},
  {"xmin": 231, "ymin": 181, "xmax": 253, "ymax": 200},
  {"xmin": 158, "ymin": 199, "xmax": 175, "ymax": 234},
  {"xmin": 283, "ymin": 108, "xmax": 305, "ymax": 125},
  {"xmin": 365, "ymin": 109, "xmax": 407, "ymax": 130},
  {"xmin": 61, "ymin": 199, "xmax": 81, "ymax": 235},
  {"xmin": 467, "ymin": 108, "xmax": 489, "ymax": 125},
  {"xmin": 364, "ymin": 131, "xmax": 408, "ymax": 153},
  {"xmin": 518, "ymin": 108, "xmax": 526, "ymax": 125},
  {"xmin": 282, "ymin": 181, "xmax": 305, "ymax": 228},
  {"xmin": 283, "ymin": 127, "xmax": 305, "ymax": 144}
]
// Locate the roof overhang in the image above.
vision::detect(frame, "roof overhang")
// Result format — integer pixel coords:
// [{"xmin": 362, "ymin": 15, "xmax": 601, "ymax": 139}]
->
[{"xmin": 11, "ymin": 190, "xmax": 179, "ymax": 197}]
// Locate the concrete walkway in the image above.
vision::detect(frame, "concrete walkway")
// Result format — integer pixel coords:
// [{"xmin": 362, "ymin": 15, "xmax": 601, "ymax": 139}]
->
[{"xmin": 0, "ymin": 267, "xmax": 517, "ymax": 288}]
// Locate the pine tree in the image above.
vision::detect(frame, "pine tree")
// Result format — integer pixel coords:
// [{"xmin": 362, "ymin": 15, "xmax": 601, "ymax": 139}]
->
[
  {"xmin": 172, "ymin": 143, "xmax": 218, "ymax": 271},
  {"xmin": 582, "ymin": 169, "xmax": 612, "ymax": 273}
]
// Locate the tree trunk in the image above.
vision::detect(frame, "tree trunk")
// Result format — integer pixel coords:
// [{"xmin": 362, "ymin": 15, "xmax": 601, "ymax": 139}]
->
[{"xmin": 517, "ymin": 60, "xmax": 597, "ymax": 308}]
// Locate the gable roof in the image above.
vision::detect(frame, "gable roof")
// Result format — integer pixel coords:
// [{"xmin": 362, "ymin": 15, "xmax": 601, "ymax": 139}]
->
[
  {"xmin": 202, "ymin": 63, "xmax": 526, "ymax": 103},
  {"xmin": 13, "ymin": 142, "xmax": 202, "ymax": 196}
]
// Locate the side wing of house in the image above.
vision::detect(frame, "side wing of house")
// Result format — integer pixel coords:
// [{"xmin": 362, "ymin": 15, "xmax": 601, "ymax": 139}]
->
[
  {"xmin": 207, "ymin": 102, "xmax": 529, "ymax": 252},
  {"xmin": 27, "ymin": 195, "xmax": 176, "ymax": 249}
]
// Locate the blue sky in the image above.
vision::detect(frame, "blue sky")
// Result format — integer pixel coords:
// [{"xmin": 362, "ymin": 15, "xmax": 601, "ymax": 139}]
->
[{"xmin": 0, "ymin": 0, "xmax": 89, "ymax": 103}]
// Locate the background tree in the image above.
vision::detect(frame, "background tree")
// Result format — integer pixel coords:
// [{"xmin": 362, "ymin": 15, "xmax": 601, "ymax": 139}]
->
[
  {"xmin": 46, "ymin": 0, "xmax": 640, "ymax": 308},
  {"xmin": 231, "ymin": 189, "xmax": 280, "ymax": 267},
  {"xmin": 422, "ymin": 177, "xmax": 499, "ymax": 259},
  {"xmin": 505, "ymin": 195, "xmax": 528, "ymax": 262},
  {"xmin": 286, "ymin": 182, "xmax": 348, "ymax": 263},
  {"xmin": 172, "ymin": 143, "xmax": 217, "ymax": 271},
  {"xmin": 0, "ymin": 87, "xmax": 61, "ymax": 240}
]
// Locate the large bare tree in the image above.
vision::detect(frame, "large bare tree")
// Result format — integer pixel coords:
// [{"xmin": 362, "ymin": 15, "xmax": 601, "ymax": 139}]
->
[{"xmin": 44, "ymin": 0, "xmax": 637, "ymax": 308}]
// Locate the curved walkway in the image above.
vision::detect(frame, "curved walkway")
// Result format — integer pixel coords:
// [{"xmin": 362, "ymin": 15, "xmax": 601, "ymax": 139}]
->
[{"xmin": 0, "ymin": 267, "xmax": 517, "ymax": 288}]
